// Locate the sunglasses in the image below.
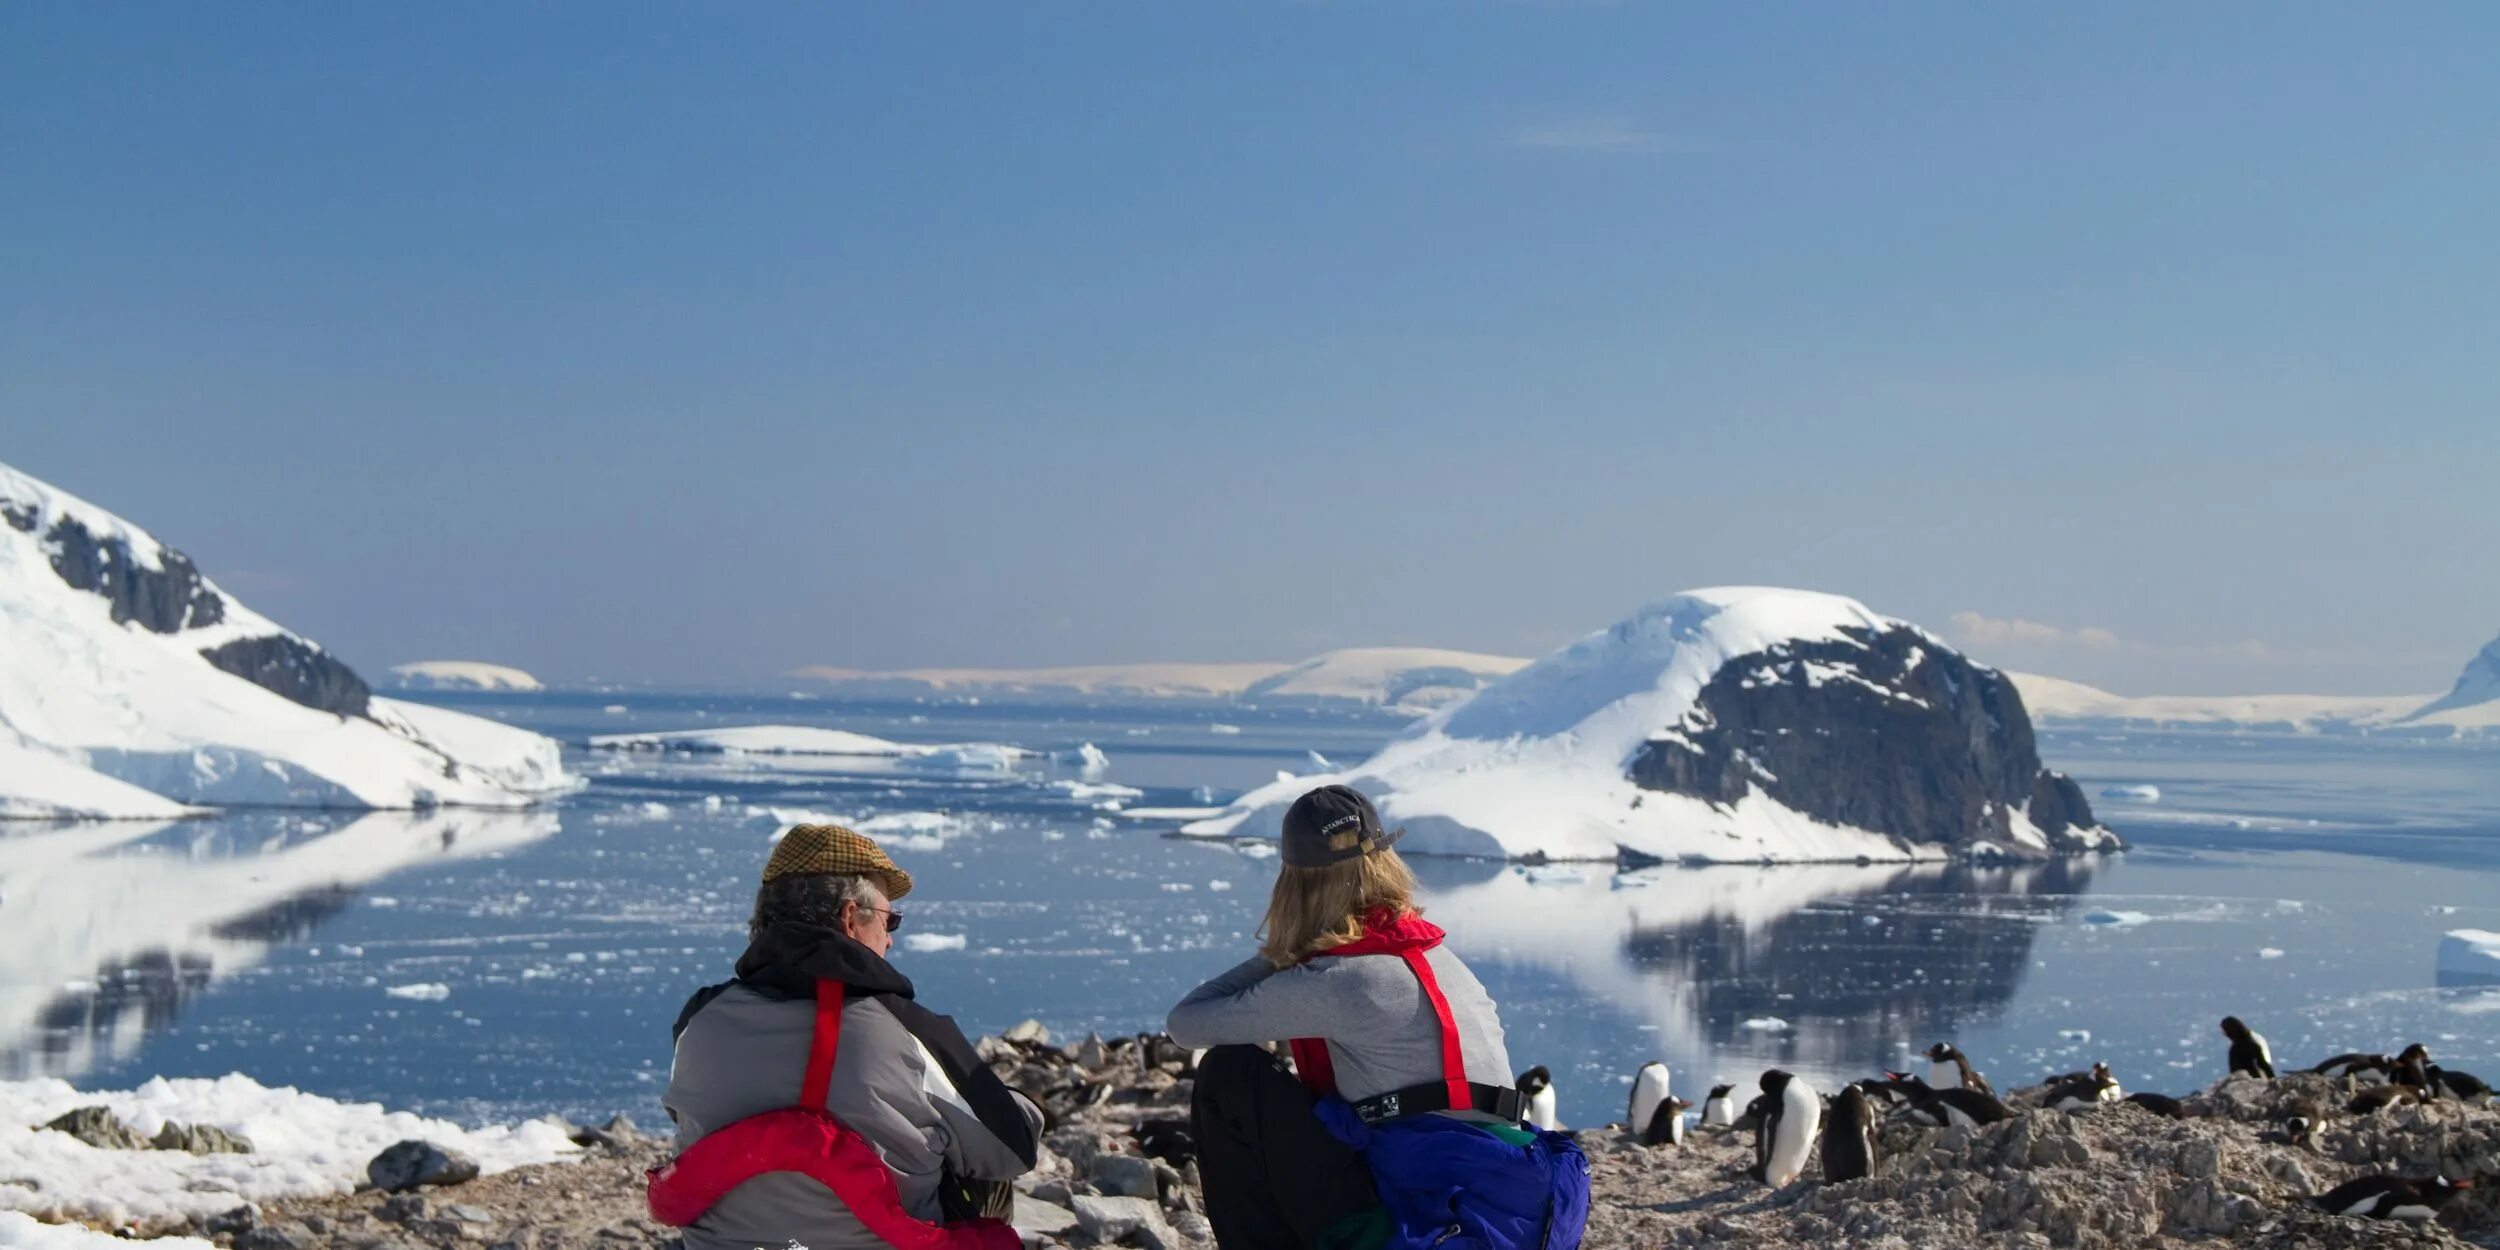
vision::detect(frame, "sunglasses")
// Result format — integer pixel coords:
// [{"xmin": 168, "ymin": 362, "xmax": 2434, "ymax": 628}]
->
[{"xmin": 858, "ymin": 903, "xmax": 905, "ymax": 933}]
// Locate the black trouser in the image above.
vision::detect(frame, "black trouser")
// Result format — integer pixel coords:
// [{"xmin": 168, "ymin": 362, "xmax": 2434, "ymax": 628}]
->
[
  {"xmin": 1191, "ymin": 1044, "xmax": 1383, "ymax": 1250},
  {"xmin": 937, "ymin": 1172, "xmax": 1015, "ymax": 1222}
]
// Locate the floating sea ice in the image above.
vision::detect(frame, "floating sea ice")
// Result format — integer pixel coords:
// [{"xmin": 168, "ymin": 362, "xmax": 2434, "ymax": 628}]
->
[
  {"xmin": 1209, "ymin": 880, "xmax": 1233, "ymax": 892},
  {"xmin": 2258, "ymin": 948, "xmax": 2286, "ymax": 959},
  {"xmin": 1740, "ymin": 1017, "xmax": 1791, "ymax": 1033},
  {"xmin": 1161, "ymin": 882, "xmax": 1196, "ymax": 893},
  {"xmin": 1862, "ymin": 914, "xmax": 1885, "ymax": 927},
  {"xmin": 636, "ymin": 801, "xmax": 670, "ymax": 818},
  {"xmin": 1209, "ymin": 724, "xmax": 1243, "ymax": 736},
  {"xmin": 702, "ymin": 795, "xmax": 723, "ymax": 812},
  {"xmin": 2100, "ymin": 784, "xmax": 2161, "ymax": 802},
  {"xmin": 2437, "ymin": 929, "xmax": 2500, "ymax": 986},
  {"xmin": 1308, "ymin": 750, "xmax": 1336, "ymax": 771},
  {"xmin": 2058, "ymin": 1029, "xmax": 2092, "ymax": 1042},
  {"xmin": 1519, "ymin": 865, "xmax": 1587, "ymax": 885},
  {"xmin": 1236, "ymin": 842, "xmax": 1278, "ymax": 860},
  {"xmin": 603, "ymin": 705, "xmax": 628, "ymax": 715},
  {"xmin": 385, "ymin": 983, "xmax": 450, "ymax": 1001},
  {"xmin": 2083, "ymin": 909, "xmax": 2153, "ymax": 927},
  {"xmin": 902, "ymin": 933, "xmax": 968, "ymax": 953}
]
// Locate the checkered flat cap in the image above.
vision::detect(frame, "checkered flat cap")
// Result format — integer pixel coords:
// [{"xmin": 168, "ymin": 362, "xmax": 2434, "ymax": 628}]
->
[{"xmin": 763, "ymin": 823, "xmax": 914, "ymax": 901}]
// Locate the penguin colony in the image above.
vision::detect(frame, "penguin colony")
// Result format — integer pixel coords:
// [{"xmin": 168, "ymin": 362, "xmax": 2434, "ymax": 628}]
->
[{"xmin": 1529, "ymin": 1015, "xmax": 2490, "ymax": 1221}]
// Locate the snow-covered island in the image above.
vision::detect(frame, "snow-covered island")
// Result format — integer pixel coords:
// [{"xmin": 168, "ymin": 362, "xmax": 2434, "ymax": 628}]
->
[
  {"xmin": 385, "ymin": 661, "xmax": 545, "ymax": 692},
  {"xmin": 2009, "ymin": 631, "xmax": 2500, "ymax": 736},
  {"xmin": 1185, "ymin": 587, "xmax": 2120, "ymax": 865},
  {"xmin": 786, "ymin": 647, "xmax": 1528, "ymax": 714},
  {"xmin": 0, "ymin": 461, "xmax": 574, "ymax": 820}
]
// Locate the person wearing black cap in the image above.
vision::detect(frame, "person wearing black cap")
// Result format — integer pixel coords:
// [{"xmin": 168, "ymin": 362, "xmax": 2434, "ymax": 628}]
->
[{"xmin": 1169, "ymin": 786, "xmax": 1577, "ymax": 1250}]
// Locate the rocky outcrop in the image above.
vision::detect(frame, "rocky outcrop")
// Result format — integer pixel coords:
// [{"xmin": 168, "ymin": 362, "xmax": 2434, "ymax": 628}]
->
[
  {"xmin": 1628, "ymin": 624, "xmax": 2113, "ymax": 856},
  {"xmin": 40, "ymin": 513, "xmax": 227, "ymax": 634},
  {"xmin": 199, "ymin": 635, "xmax": 372, "ymax": 718}
]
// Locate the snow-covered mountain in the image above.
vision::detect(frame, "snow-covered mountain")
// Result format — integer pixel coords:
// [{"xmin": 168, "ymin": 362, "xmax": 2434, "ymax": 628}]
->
[
  {"xmin": 1237, "ymin": 648, "xmax": 1529, "ymax": 713},
  {"xmin": 2402, "ymin": 630, "xmax": 2500, "ymax": 729},
  {"xmin": 2007, "ymin": 673, "xmax": 2432, "ymax": 734},
  {"xmin": 0, "ymin": 461, "xmax": 573, "ymax": 818},
  {"xmin": 1184, "ymin": 588, "xmax": 2118, "ymax": 864},
  {"xmin": 787, "ymin": 647, "xmax": 1528, "ymax": 713},
  {"xmin": 387, "ymin": 660, "xmax": 545, "ymax": 692}
]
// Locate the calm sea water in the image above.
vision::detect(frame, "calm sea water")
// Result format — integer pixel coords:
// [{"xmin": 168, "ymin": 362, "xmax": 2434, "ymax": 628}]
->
[{"xmin": 4, "ymin": 692, "xmax": 2495, "ymax": 1130}]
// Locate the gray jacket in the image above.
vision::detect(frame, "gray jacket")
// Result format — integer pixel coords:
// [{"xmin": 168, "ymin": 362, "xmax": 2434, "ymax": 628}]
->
[
  {"xmin": 1167, "ymin": 944, "xmax": 1514, "ymax": 1105},
  {"xmin": 664, "ymin": 927, "xmax": 1042, "ymax": 1250}
]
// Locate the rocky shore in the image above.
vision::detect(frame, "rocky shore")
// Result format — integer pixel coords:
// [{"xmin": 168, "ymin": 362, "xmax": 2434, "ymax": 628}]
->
[{"xmin": 102, "ymin": 1027, "xmax": 2500, "ymax": 1250}]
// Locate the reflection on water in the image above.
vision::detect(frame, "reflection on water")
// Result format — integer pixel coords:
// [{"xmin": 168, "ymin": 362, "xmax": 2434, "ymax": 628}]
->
[
  {"xmin": 0, "ymin": 810, "xmax": 558, "ymax": 1080},
  {"xmin": 1420, "ymin": 857, "xmax": 2092, "ymax": 1087}
]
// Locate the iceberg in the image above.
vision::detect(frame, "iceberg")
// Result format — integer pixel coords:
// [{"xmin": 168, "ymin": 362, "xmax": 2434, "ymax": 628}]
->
[{"xmin": 385, "ymin": 660, "xmax": 544, "ymax": 692}]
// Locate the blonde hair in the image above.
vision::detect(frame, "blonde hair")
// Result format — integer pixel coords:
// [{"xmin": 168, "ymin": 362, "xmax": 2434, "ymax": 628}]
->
[{"xmin": 1257, "ymin": 848, "xmax": 1420, "ymax": 968}]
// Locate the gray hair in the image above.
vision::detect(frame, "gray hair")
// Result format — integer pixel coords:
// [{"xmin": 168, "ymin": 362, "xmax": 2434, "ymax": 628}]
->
[{"xmin": 749, "ymin": 872, "xmax": 884, "ymax": 944}]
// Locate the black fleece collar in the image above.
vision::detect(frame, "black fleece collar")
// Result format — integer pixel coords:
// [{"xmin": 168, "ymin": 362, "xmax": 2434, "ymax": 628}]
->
[{"xmin": 735, "ymin": 922, "xmax": 916, "ymax": 1001}]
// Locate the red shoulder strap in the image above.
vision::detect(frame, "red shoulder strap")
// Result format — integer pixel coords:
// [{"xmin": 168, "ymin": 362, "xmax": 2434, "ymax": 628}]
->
[
  {"xmin": 801, "ymin": 978, "xmax": 845, "ymax": 1109},
  {"xmin": 1399, "ymin": 948, "xmax": 1471, "ymax": 1111}
]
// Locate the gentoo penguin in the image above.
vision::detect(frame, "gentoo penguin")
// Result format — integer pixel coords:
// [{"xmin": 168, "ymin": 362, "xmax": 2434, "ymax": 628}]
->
[
  {"xmin": 2346, "ymin": 1084, "xmax": 2424, "ymax": 1115},
  {"xmin": 2045, "ymin": 1068, "xmax": 2123, "ymax": 1113},
  {"xmin": 2391, "ymin": 1045, "xmax": 2434, "ymax": 1098},
  {"xmin": 1820, "ymin": 1085, "xmax": 1880, "ymax": 1184},
  {"xmin": 2283, "ymin": 1115, "xmax": 2316, "ymax": 1149},
  {"xmin": 1627, "ymin": 1062, "xmax": 1674, "ymax": 1144},
  {"xmin": 2308, "ymin": 1052, "xmax": 2391, "ymax": 1081},
  {"xmin": 2311, "ymin": 1174, "xmax": 2475, "ymax": 1221},
  {"xmin": 2122, "ymin": 1091, "xmax": 2188, "ymax": 1119},
  {"xmin": 2425, "ymin": 1064, "xmax": 2492, "ymax": 1105},
  {"xmin": 2221, "ymin": 1016, "xmax": 2276, "ymax": 1079},
  {"xmin": 1700, "ymin": 1083, "xmax": 1738, "ymax": 1128},
  {"xmin": 1924, "ymin": 1043, "xmax": 1996, "ymax": 1096},
  {"xmin": 1752, "ymin": 1070, "xmax": 1822, "ymax": 1188},
  {"xmin": 1732, "ymin": 1091, "xmax": 1774, "ymax": 1134},
  {"xmin": 1889, "ymin": 1073, "xmax": 2013, "ymax": 1128},
  {"xmin": 1517, "ymin": 1065, "xmax": 1563, "ymax": 1131},
  {"xmin": 1650, "ymin": 1096, "xmax": 1695, "ymax": 1146}
]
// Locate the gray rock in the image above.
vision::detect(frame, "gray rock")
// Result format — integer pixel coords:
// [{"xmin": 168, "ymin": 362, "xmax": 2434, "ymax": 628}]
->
[
  {"xmin": 445, "ymin": 1203, "xmax": 495, "ymax": 1225},
  {"xmin": 153, "ymin": 1121, "xmax": 254, "ymax": 1155},
  {"xmin": 376, "ymin": 1194, "xmax": 431, "ymax": 1225},
  {"xmin": 1004, "ymin": 1019, "xmax": 1052, "ymax": 1046},
  {"xmin": 1088, "ymin": 1152, "xmax": 1159, "ymax": 1199},
  {"xmin": 40, "ymin": 1106, "xmax": 147, "ymax": 1151},
  {"xmin": 201, "ymin": 1204, "xmax": 259, "ymax": 1235},
  {"xmin": 366, "ymin": 1140, "xmax": 481, "ymax": 1193},
  {"xmin": 232, "ymin": 1227, "xmax": 305, "ymax": 1250},
  {"xmin": 1069, "ymin": 1191, "xmax": 1193, "ymax": 1249},
  {"xmin": 1012, "ymin": 1194, "xmax": 1080, "ymax": 1239},
  {"xmin": 1077, "ymin": 1034, "xmax": 1111, "ymax": 1071}
]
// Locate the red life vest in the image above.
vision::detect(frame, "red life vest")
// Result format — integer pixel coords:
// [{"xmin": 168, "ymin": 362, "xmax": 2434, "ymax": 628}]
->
[
  {"xmin": 1287, "ymin": 909, "xmax": 1478, "ymax": 1114},
  {"xmin": 645, "ymin": 979, "xmax": 1021, "ymax": 1250}
]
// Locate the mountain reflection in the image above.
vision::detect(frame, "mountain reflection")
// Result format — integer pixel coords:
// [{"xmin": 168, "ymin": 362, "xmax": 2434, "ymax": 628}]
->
[
  {"xmin": 0, "ymin": 809, "xmax": 558, "ymax": 1080},
  {"xmin": 1416, "ymin": 857, "xmax": 2095, "ymax": 1085}
]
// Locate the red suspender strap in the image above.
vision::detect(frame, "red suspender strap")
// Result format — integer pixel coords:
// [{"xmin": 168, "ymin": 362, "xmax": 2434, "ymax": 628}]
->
[
  {"xmin": 1398, "ymin": 948, "xmax": 1471, "ymax": 1112},
  {"xmin": 801, "ymin": 979, "xmax": 845, "ymax": 1110}
]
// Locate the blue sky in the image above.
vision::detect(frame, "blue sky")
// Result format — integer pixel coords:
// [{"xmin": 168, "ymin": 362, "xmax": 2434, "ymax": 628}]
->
[{"xmin": 5, "ymin": 5, "xmax": 2495, "ymax": 692}]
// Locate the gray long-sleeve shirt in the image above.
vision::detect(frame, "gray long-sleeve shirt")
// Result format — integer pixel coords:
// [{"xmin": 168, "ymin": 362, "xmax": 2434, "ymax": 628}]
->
[{"xmin": 1166, "ymin": 947, "xmax": 1514, "ymax": 1105}]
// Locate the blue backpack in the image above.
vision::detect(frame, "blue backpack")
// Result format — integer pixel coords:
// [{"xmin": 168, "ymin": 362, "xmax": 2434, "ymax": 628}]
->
[{"xmin": 1315, "ymin": 1095, "xmax": 1591, "ymax": 1250}]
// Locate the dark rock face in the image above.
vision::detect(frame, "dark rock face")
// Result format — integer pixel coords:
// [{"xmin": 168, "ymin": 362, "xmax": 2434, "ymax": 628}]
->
[
  {"xmin": 1627, "ymin": 625, "xmax": 2111, "ymax": 855},
  {"xmin": 42, "ymin": 514, "xmax": 227, "ymax": 633},
  {"xmin": 201, "ymin": 635, "xmax": 373, "ymax": 719},
  {"xmin": 42, "ymin": 1106, "xmax": 149, "ymax": 1150}
]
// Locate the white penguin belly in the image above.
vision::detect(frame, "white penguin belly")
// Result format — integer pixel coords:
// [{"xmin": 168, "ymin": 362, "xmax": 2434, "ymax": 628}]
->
[{"xmin": 1765, "ymin": 1079, "xmax": 1821, "ymax": 1186}]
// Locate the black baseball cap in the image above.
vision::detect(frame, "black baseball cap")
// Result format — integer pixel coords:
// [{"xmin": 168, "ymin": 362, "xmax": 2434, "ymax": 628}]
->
[{"xmin": 1280, "ymin": 784, "xmax": 1403, "ymax": 867}]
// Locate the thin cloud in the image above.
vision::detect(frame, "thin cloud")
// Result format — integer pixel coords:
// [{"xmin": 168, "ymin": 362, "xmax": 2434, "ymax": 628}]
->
[
  {"xmin": 1506, "ymin": 117, "xmax": 1690, "ymax": 153},
  {"xmin": 1948, "ymin": 611, "xmax": 2122, "ymax": 651}
]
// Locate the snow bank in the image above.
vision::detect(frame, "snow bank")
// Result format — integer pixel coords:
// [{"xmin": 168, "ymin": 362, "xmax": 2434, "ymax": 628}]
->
[
  {"xmin": 2099, "ymin": 784, "xmax": 2161, "ymax": 803},
  {"xmin": 1184, "ymin": 588, "xmax": 1963, "ymax": 863},
  {"xmin": 2437, "ymin": 929, "xmax": 2500, "ymax": 987},
  {"xmin": 0, "ymin": 1073, "xmax": 577, "ymax": 1229},
  {"xmin": 0, "ymin": 462, "xmax": 574, "ymax": 818},
  {"xmin": 384, "ymin": 661, "xmax": 544, "ymax": 692},
  {"xmin": 0, "ymin": 1212, "xmax": 212, "ymax": 1249}
]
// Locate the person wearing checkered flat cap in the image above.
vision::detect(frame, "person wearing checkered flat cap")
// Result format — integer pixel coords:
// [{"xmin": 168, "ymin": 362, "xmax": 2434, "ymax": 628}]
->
[{"xmin": 659, "ymin": 824, "xmax": 1043, "ymax": 1250}]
